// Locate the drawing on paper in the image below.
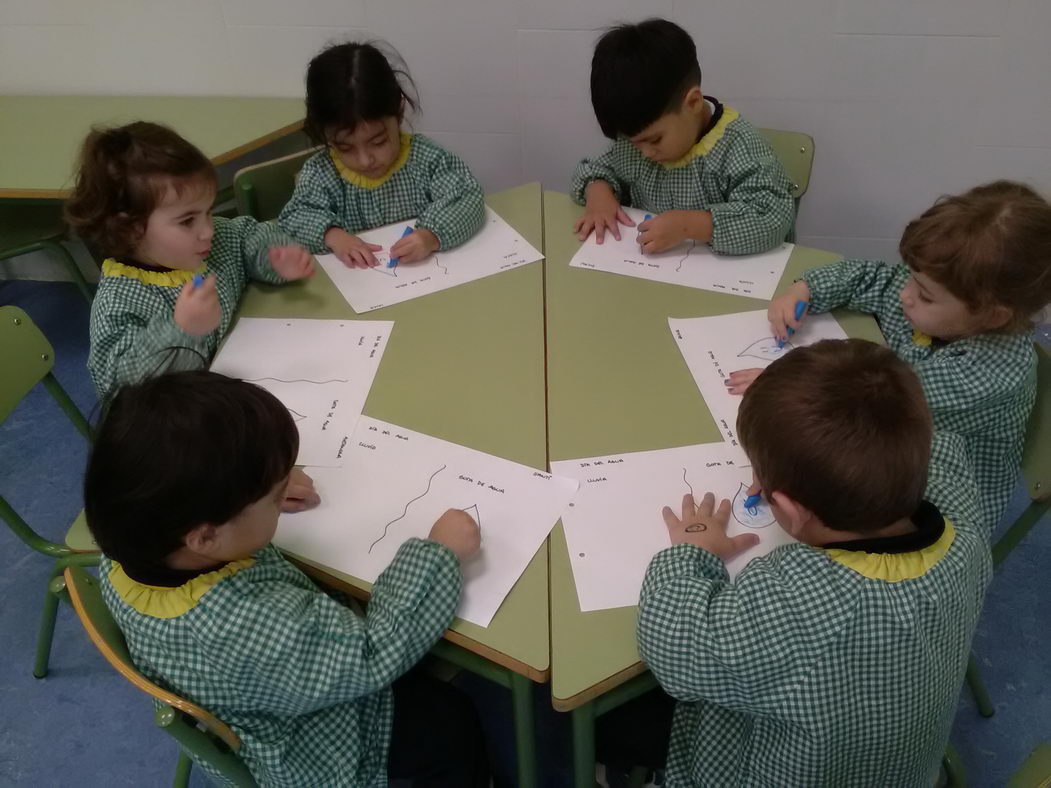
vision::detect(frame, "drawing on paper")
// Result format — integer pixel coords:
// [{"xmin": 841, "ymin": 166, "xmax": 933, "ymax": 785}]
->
[
  {"xmin": 369, "ymin": 464, "xmax": 447, "ymax": 553},
  {"xmin": 736, "ymin": 337, "xmax": 794, "ymax": 363},
  {"xmin": 245, "ymin": 377, "xmax": 350, "ymax": 385},
  {"xmin": 675, "ymin": 241, "xmax": 699, "ymax": 272},
  {"xmin": 731, "ymin": 481, "xmax": 775, "ymax": 529},
  {"xmin": 370, "ymin": 254, "xmax": 449, "ymax": 278},
  {"xmin": 287, "ymin": 408, "xmax": 306, "ymax": 423},
  {"xmin": 462, "ymin": 503, "xmax": 482, "ymax": 530}
]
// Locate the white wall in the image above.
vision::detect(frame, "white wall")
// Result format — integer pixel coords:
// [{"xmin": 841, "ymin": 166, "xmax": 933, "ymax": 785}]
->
[{"xmin": 3, "ymin": 0, "xmax": 1050, "ymax": 269}]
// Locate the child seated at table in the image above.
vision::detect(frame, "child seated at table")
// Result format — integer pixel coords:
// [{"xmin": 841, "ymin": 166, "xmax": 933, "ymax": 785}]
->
[
  {"xmin": 66, "ymin": 122, "xmax": 314, "ymax": 400},
  {"xmin": 633, "ymin": 339, "xmax": 990, "ymax": 785},
  {"xmin": 84, "ymin": 370, "xmax": 490, "ymax": 786},
  {"xmin": 570, "ymin": 18, "xmax": 794, "ymax": 256},
  {"xmin": 279, "ymin": 41, "xmax": 485, "ymax": 268},
  {"xmin": 730, "ymin": 181, "xmax": 1051, "ymax": 529}
]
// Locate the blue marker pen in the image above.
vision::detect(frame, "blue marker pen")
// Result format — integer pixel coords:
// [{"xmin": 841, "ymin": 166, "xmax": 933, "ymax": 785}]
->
[
  {"xmin": 388, "ymin": 226, "xmax": 414, "ymax": 268},
  {"xmin": 192, "ymin": 273, "xmax": 205, "ymax": 288},
  {"xmin": 777, "ymin": 300, "xmax": 808, "ymax": 348},
  {"xmin": 743, "ymin": 491, "xmax": 762, "ymax": 513}
]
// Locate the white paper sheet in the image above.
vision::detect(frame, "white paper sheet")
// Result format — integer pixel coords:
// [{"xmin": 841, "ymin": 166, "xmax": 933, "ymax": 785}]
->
[
  {"xmin": 569, "ymin": 206, "xmax": 793, "ymax": 299},
  {"xmin": 317, "ymin": 207, "xmax": 544, "ymax": 313},
  {"xmin": 669, "ymin": 309, "xmax": 849, "ymax": 445},
  {"xmin": 278, "ymin": 417, "xmax": 578, "ymax": 627},
  {"xmin": 210, "ymin": 318, "xmax": 392, "ymax": 467},
  {"xmin": 552, "ymin": 442, "xmax": 798, "ymax": 611}
]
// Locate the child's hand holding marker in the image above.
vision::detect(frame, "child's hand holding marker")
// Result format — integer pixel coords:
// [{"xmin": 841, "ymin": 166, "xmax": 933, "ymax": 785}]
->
[
  {"xmin": 768, "ymin": 281, "xmax": 812, "ymax": 344},
  {"xmin": 174, "ymin": 272, "xmax": 220, "ymax": 336},
  {"xmin": 389, "ymin": 226, "xmax": 439, "ymax": 266}
]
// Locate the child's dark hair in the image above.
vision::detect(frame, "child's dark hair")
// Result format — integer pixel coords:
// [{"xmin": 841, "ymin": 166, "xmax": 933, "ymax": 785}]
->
[
  {"xmin": 899, "ymin": 180, "xmax": 1051, "ymax": 334},
  {"xmin": 304, "ymin": 41, "xmax": 418, "ymax": 145},
  {"xmin": 64, "ymin": 122, "xmax": 216, "ymax": 259},
  {"xmin": 590, "ymin": 18, "xmax": 702, "ymax": 139},
  {"xmin": 738, "ymin": 339, "xmax": 932, "ymax": 534},
  {"xmin": 84, "ymin": 371, "xmax": 298, "ymax": 576}
]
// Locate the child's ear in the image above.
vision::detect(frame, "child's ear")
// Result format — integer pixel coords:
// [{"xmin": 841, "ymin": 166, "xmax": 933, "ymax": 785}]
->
[
  {"xmin": 183, "ymin": 522, "xmax": 220, "ymax": 556},
  {"xmin": 983, "ymin": 303, "xmax": 1013, "ymax": 331},
  {"xmin": 769, "ymin": 491, "xmax": 811, "ymax": 537},
  {"xmin": 682, "ymin": 85, "xmax": 704, "ymax": 113}
]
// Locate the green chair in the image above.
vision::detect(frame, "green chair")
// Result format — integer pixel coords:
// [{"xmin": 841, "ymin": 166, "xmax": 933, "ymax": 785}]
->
[
  {"xmin": 0, "ymin": 305, "xmax": 99, "ymax": 677},
  {"xmin": 966, "ymin": 344, "xmax": 1051, "ymax": 717},
  {"xmin": 64, "ymin": 565, "xmax": 256, "ymax": 787},
  {"xmin": 233, "ymin": 149, "xmax": 316, "ymax": 221},
  {"xmin": 1, "ymin": 203, "xmax": 94, "ymax": 304},
  {"xmin": 756, "ymin": 128, "xmax": 815, "ymax": 243}
]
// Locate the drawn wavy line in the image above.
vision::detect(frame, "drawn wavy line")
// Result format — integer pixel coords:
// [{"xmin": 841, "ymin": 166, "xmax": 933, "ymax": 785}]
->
[
  {"xmin": 676, "ymin": 241, "xmax": 698, "ymax": 272},
  {"xmin": 287, "ymin": 408, "xmax": 306, "ymax": 422},
  {"xmin": 682, "ymin": 467, "xmax": 694, "ymax": 498},
  {"xmin": 434, "ymin": 255, "xmax": 448, "ymax": 274},
  {"xmin": 246, "ymin": 377, "xmax": 349, "ymax": 384},
  {"xmin": 369, "ymin": 464, "xmax": 447, "ymax": 553}
]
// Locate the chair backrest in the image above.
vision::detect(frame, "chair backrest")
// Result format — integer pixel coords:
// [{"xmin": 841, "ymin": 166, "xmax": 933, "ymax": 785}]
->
[
  {"xmin": 64, "ymin": 566, "xmax": 255, "ymax": 785},
  {"xmin": 0, "ymin": 306, "xmax": 56, "ymax": 424},
  {"xmin": 1022, "ymin": 344, "xmax": 1051, "ymax": 502},
  {"xmin": 233, "ymin": 149, "xmax": 317, "ymax": 221},
  {"xmin": 756, "ymin": 128, "xmax": 815, "ymax": 201}
]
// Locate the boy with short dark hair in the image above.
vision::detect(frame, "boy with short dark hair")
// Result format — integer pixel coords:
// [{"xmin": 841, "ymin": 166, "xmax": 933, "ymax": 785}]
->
[
  {"xmin": 638, "ymin": 339, "xmax": 991, "ymax": 785},
  {"xmin": 85, "ymin": 371, "xmax": 490, "ymax": 786},
  {"xmin": 571, "ymin": 18, "xmax": 794, "ymax": 256}
]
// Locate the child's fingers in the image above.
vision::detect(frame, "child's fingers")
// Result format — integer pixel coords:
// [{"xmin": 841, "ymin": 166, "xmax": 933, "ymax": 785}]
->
[
  {"xmin": 661, "ymin": 505, "xmax": 681, "ymax": 530},
  {"xmin": 696, "ymin": 492, "xmax": 716, "ymax": 518},
  {"xmin": 366, "ymin": 242, "xmax": 383, "ymax": 251},
  {"xmin": 606, "ymin": 216, "xmax": 622, "ymax": 242},
  {"xmin": 616, "ymin": 208, "xmax": 636, "ymax": 227},
  {"xmin": 594, "ymin": 220, "xmax": 607, "ymax": 244},
  {"xmin": 681, "ymin": 493, "xmax": 698, "ymax": 521},
  {"xmin": 714, "ymin": 497, "xmax": 732, "ymax": 527},
  {"xmin": 725, "ymin": 532, "xmax": 761, "ymax": 558}
]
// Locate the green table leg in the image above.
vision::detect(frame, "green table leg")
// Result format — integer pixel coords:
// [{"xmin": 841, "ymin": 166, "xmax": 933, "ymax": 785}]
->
[
  {"xmin": 33, "ymin": 567, "xmax": 64, "ymax": 678},
  {"xmin": 572, "ymin": 702, "xmax": 597, "ymax": 788},
  {"xmin": 510, "ymin": 672, "xmax": 537, "ymax": 788},
  {"xmin": 173, "ymin": 751, "xmax": 192, "ymax": 787},
  {"xmin": 966, "ymin": 655, "xmax": 995, "ymax": 718}
]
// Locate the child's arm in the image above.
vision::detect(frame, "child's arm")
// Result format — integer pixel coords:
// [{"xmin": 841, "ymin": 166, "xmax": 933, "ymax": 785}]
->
[
  {"xmin": 277, "ymin": 155, "xmax": 346, "ymax": 253},
  {"xmin": 925, "ymin": 430, "xmax": 987, "ymax": 537},
  {"xmin": 213, "ymin": 539, "xmax": 461, "ymax": 713},
  {"xmin": 706, "ymin": 134, "xmax": 795, "ymax": 255},
  {"xmin": 415, "ymin": 142, "xmax": 486, "ymax": 251},
  {"xmin": 800, "ymin": 259, "xmax": 906, "ymax": 317},
  {"xmin": 228, "ymin": 215, "xmax": 313, "ymax": 284},
  {"xmin": 638, "ymin": 542, "xmax": 826, "ymax": 714},
  {"xmin": 88, "ymin": 281, "xmax": 215, "ymax": 398},
  {"xmin": 570, "ymin": 147, "xmax": 628, "ymax": 206}
]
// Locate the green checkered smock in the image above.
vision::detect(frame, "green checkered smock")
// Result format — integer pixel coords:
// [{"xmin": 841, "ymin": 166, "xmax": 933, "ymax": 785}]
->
[
  {"xmin": 99, "ymin": 539, "xmax": 461, "ymax": 787},
  {"xmin": 87, "ymin": 216, "xmax": 291, "ymax": 400},
  {"xmin": 277, "ymin": 133, "xmax": 485, "ymax": 253},
  {"xmin": 637, "ymin": 431, "xmax": 992, "ymax": 786},
  {"xmin": 803, "ymin": 259, "xmax": 1037, "ymax": 529},
  {"xmin": 570, "ymin": 101, "xmax": 794, "ymax": 255}
]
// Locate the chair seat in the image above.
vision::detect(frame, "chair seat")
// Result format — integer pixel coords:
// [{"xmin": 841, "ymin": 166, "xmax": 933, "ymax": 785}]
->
[
  {"xmin": 65, "ymin": 509, "xmax": 99, "ymax": 552},
  {"xmin": 0, "ymin": 203, "xmax": 68, "ymax": 252}
]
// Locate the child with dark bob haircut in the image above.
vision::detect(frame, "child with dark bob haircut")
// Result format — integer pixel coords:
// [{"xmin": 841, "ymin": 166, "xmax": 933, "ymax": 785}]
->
[
  {"xmin": 634, "ymin": 339, "xmax": 991, "ymax": 785},
  {"xmin": 279, "ymin": 41, "xmax": 485, "ymax": 269},
  {"xmin": 571, "ymin": 18, "xmax": 794, "ymax": 256},
  {"xmin": 65, "ymin": 121, "xmax": 314, "ymax": 400},
  {"xmin": 731, "ymin": 180, "xmax": 1051, "ymax": 528},
  {"xmin": 85, "ymin": 370, "xmax": 490, "ymax": 786}
]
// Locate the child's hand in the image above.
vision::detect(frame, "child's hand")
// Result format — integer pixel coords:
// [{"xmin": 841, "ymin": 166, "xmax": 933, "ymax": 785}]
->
[
  {"xmin": 637, "ymin": 211, "xmax": 689, "ymax": 254},
  {"xmin": 429, "ymin": 508, "xmax": 481, "ymax": 562},
  {"xmin": 389, "ymin": 228, "xmax": 439, "ymax": 264},
  {"xmin": 662, "ymin": 492, "xmax": 760, "ymax": 561},
  {"xmin": 768, "ymin": 281, "xmax": 811, "ymax": 343},
  {"xmin": 325, "ymin": 227, "xmax": 383, "ymax": 269},
  {"xmin": 574, "ymin": 180, "xmax": 635, "ymax": 243},
  {"xmin": 269, "ymin": 245, "xmax": 315, "ymax": 280},
  {"xmin": 724, "ymin": 368, "xmax": 764, "ymax": 396},
  {"xmin": 174, "ymin": 273, "xmax": 221, "ymax": 336},
  {"xmin": 282, "ymin": 467, "xmax": 321, "ymax": 513}
]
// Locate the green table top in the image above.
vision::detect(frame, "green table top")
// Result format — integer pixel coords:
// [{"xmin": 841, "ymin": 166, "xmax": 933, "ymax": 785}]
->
[
  {"xmin": 237, "ymin": 182, "xmax": 550, "ymax": 680},
  {"xmin": 543, "ymin": 191, "xmax": 884, "ymax": 708},
  {"xmin": 0, "ymin": 95, "xmax": 304, "ymax": 199}
]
